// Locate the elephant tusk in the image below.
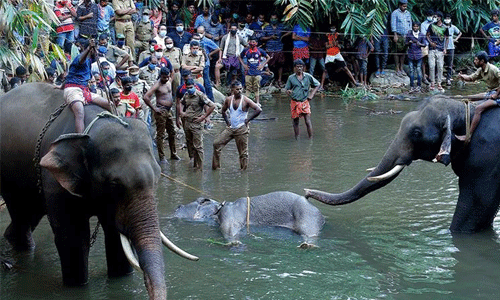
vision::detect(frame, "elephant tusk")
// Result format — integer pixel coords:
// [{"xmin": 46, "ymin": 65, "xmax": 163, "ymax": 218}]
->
[
  {"xmin": 367, "ymin": 165, "xmax": 405, "ymax": 182},
  {"xmin": 160, "ymin": 231, "xmax": 199, "ymax": 261},
  {"xmin": 119, "ymin": 233, "xmax": 143, "ymax": 273},
  {"xmin": 366, "ymin": 167, "xmax": 376, "ymax": 172}
]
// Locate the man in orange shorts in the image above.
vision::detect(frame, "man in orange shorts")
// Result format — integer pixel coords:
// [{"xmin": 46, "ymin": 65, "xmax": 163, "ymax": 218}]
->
[{"xmin": 284, "ymin": 59, "xmax": 320, "ymax": 139}]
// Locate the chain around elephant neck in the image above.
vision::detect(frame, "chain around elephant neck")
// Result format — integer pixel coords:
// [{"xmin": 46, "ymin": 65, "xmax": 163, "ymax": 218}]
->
[{"xmin": 34, "ymin": 102, "xmax": 68, "ymax": 195}]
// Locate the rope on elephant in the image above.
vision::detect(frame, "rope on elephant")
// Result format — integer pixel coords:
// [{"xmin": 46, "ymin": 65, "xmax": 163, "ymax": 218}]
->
[
  {"xmin": 160, "ymin": 172, "xmax": 221, "ymax": 202},
  {"xmin": 246, "ymin": 196, "xmax": 251, "ymax": 233},
  {"xmin": 463, "ymin": 100, "xmax": 471, "ymax": 141}
]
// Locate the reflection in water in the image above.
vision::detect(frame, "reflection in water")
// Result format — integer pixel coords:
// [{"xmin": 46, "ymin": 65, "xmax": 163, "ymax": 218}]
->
[{"xmin": 2, "ymin": 92, "xmax": 500, "ymax": 299}]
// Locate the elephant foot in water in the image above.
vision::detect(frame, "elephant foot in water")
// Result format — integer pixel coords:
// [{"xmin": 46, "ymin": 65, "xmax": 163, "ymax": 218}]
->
[
  {"xmin": 4, "ymin": 223, "xmax": 35, "ymax": 251},
  {"xmin": 224, "ymin": 240, "xmax": 242, "ymax": 247}
]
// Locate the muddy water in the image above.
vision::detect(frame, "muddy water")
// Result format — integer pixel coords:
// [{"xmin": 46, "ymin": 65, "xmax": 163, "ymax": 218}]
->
[{"xmin": 2, "ymin": 88, "xmax": 500, "ymax": 299}]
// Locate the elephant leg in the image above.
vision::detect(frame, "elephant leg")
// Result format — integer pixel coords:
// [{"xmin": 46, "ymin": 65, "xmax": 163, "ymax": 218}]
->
[
  {"xmin": 451, "ymin": 175, "xmax": 500, "ymax": 233},
  {"xmin": 47, "ymin": 200, "xmax": 90, "ymax": 286},
  {"xmin": 100, "ymin": 217, "xmax": 133, "ymax": 277},
  {"xmin": 2, "ymin": 191, "xmax": 40, "ymax": 250}
]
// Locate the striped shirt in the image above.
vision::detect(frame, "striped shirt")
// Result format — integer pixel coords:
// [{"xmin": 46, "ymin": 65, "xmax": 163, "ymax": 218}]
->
[{"xmin": 54, "ymin": 3, "xmax": 76, "ymax": 33}]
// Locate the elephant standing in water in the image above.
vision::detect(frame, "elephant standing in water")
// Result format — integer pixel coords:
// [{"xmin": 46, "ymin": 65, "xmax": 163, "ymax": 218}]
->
[
  {"xmin": 306, "ymin": 95, "xmax": 500, "ymax": 233},
  {"xmin": 0, "ymin": 83, "xmax": 197, "ymax": 299}
]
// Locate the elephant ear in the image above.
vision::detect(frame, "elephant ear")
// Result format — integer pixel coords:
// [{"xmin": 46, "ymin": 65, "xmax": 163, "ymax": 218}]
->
[{"xmin": 40, "ymin": 133, "xmax": 90, "ymax": 198}]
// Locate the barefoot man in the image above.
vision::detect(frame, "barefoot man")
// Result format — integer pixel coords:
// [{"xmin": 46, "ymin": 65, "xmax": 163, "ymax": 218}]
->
[
  {"xmin": 212, "ymin": 81, "xmax": 262, "ymax": 170},
  {"xmin": 455, "ymin": 51, "xmax": 500, "ymax": 143},
  {"xmin": 285, "ymin": 59, "xmax": 320, "ymax": 139},
  {"xmin": 143, "ymin": 67, "xmax": 181, "ymax": 162}
]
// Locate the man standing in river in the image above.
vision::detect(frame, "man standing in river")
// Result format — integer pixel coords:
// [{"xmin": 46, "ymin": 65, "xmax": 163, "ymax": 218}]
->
[
  {"xmin": 143, "ymin": 67, "xmax": 181, "ymax": 162},
  {"xmin": 285, "ymin": 59, "xmax": 320, "ymax": 139},
  {"xmin": 212, "ymin": 81, "xmax": 262, "ymax": 170}
]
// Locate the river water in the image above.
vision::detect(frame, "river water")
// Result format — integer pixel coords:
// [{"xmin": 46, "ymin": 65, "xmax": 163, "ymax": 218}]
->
[{"xmin": 2, "ymin": 90, "xmax": 500, "ymax": 299}]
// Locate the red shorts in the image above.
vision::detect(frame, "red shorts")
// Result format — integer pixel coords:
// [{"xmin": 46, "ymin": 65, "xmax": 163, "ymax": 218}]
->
[
  {"xmin": 293, "ymin": 47, "xmax": 310, "ymax": 61},
  {"xmin": 290, "ymin": 99, "xmax": 310, "ymax": 119}
]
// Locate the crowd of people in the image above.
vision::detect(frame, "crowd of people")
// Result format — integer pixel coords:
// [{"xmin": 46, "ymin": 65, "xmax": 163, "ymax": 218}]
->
[{"xmin": 3, "ymin": 0, "xmax": 500, "ymax": 170}]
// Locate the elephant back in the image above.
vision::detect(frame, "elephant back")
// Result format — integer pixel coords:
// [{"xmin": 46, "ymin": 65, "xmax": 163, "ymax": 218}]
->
[{"xmin": 0, "ymin": 83, "xmax": 67, "ymax": 199}]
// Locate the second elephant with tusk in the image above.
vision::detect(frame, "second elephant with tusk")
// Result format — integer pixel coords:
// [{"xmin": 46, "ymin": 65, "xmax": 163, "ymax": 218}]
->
[
  {"xmin": 173, "ymin": 191, "xmax": 325, "ymax": 247},
  {"xmin": 306, "ymin": 95, "xmax": 500, "ymax": 233}
]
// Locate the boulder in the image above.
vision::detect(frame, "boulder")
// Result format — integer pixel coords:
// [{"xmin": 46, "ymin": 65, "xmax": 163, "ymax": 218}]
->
[
  {"xmin": 369, "ymin": 69, "xmax": 410, "ymax": 88},
  {"xmin": 212, "ymin": 87, "xmax": 226, "ymax": 104}
]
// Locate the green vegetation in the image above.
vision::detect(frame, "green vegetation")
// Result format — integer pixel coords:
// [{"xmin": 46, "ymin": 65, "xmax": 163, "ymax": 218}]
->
[{"xmin": 274, "ymin": 0, "xmax": 500, "ymax": 40}]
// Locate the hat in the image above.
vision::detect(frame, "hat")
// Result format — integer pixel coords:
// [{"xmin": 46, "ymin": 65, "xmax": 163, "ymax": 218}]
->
[
  {"xmin": 98, "ymin": 46, "xmax": 108, "ymax": 54},
  {"xmin": 399, "ymin": 0, "xmax": 408, "ymax": 3},
  {"xmin": 116, "ymin": 33, "xmax": 125, "ymax": 39},
  {"xmin": 128, "ymin": 65, "xmax": 140, "ymax": 76},
  {"xmin": 116, "ymin": 69, "xmax": 128, "ymax": 77},
  {"xmin": 143, "ymin": 8, "xmax": 150, "ymax": 15},
  {"xmin": 154, "ymin": 44, "xmax": 162, "ymax": 51},
  {"xmin": 181, "ymin": 69, "xmax": 192, "ymax": 76}
]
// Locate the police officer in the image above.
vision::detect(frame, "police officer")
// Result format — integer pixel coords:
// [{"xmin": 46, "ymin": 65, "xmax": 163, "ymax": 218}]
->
[
  {"xmin": 139, "ymin": 60, "xmax": 160, "ymax": 87},
  {"xmin": 163, "ymin": 36, "xmax": 182, "ymax": 94},
  {"xmin": 135, "ymin": 8, "xmax": 153, "ymax": 56},
  {"xmin": 129, "ymin": 65, "xmax": 149, "ymax": 121}
]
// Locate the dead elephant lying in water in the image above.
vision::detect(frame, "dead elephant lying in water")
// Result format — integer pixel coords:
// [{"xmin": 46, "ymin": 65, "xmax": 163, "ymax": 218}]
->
[{"xmin": 172, "ymin": 191, "xmax": 325, "ymax": 248}]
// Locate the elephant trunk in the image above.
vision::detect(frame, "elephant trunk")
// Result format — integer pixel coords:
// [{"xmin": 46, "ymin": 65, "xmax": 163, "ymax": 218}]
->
[
  {"xmin": 119, "ymin": 192, "xmax": 167, "ymax": 300},
  {"xmin": 306, "ymin": 137, "xmax": 410, "ymax": 205}
]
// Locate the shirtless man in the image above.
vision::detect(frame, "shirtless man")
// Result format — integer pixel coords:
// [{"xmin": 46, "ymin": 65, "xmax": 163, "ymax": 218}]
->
[
  {"xmin": 212, "ymin": 81, "xmax": 262, "ymax": 170},
  {"xmin": 143, "ymin": 67, "xmax": 181, "ymax": 162}
]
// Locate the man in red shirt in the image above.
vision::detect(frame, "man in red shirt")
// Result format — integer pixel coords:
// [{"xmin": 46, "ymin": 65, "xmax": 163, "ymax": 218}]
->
[
  {"xmin": 119, "ymin": 76, "xmax": 142, "ymax": 117},
  {"xmin": 54, "ymin": 0, "xmax": 77, "ymax": 47},
  {"xmin": 325, "ymin": 24, "xmax": 359, "ymax": 87}
]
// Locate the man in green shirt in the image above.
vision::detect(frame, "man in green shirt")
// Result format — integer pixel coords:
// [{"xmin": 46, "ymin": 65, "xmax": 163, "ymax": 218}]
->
[
  {"xmin": 285, "ymin": 59, "xmax": 320, "ymax": 139},
  {"xmin": 456, "ymin": 51, "xmax": 500, "ymax": 143}
]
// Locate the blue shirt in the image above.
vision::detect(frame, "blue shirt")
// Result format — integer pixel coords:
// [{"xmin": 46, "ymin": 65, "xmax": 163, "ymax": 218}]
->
[
  {"xmin": 390, "ymin": 8, "xmax": 412, "ymax": 35},
  {"xmin": 194, "ymin": 14, "xmax": 211, "ymax": 29},
  {"xmin": 482, "ymin": 21, "xmax": 500, "ymax": 43},
  {"xmin": 293, "ymin": 25, "xmax": 310, "ymax": 48},
  {"xmin": 168, "ymin": 31, "xmax": 193, "ymax": 49},
  {"xmin": 199, "ymin": 37, "xmax": 219, "ymax": 67},
  {"xmin": 66, "ymin": 54, "xmax": 93, "ymax": 86},
  {"xmin": 263, "ymin": 23, "xmax": 286, "ymax": 52},
  {"xmin": 240, "ymin": 47, "xmax": 267, "ymax": 76},
  {"xmin": 206, "ymin": 23, "xmax": 225, "ymax": 45},
  {"xmin": 97, "ymin": 4, "xmax": 114, "ymax": 32},
  {"xmin": 427, "ymin": 23, "xmax": 448, "ymax": 51}
]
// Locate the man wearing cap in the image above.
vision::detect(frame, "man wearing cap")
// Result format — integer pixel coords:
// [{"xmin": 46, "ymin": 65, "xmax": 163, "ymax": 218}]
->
[
  {"xmin": 112, "ymin": 0, "xmax": 136, "ymax": 53},
  {"xmin": 135, "ymin": 8, "xmax": 154, "ymax": 56},
  {"xmin": 178, "ymin": 78, "xmax": 216, "ymax": 169},
  {"xmin": 182, "ymin": 40, "xmax": 205, "ymax": 85},
  {"xmin": 106, "ymin": 33, "xmax": 132, "ymax": 70},
  {"xmin": 143, "ymin": 67, "xmax": 181, "ymax": 162},
  {"xmin": 129, "ymin": 65, "xmax": 149, "ymax": 101},
  {"xmin": 285, "ymin": 59, "xmax": 320, "ymax": 139},
  {"xmin": 109, "ymin": 69, "xmax": 128, "ymax": 91},
  {"xmin": 391, "ymin": 0, "xmax": 412, "ymax": 77},
  {"xmin": 163, "ymin": 36, "xmax": 183, "ymax": 93},
  {"xmin": 168, "ymin": 19, "xmax": 192, "ymax": 49},
  {"xmin": 138, "ymin": 39, "xmax": 157, "ymax": 63},
  {"xmin": 139, "ymin": 60, "xmax": 160, "ymax": 87}
]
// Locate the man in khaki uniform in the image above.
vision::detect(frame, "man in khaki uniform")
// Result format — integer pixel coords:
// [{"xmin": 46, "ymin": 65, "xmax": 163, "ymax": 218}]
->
[
  {"xmin": 139, "ymin": 62, "xmax": 159, "ymax": 87},
  {"xmin": 163, "ymin": 36, "xmax": 182, "ymax": 94},
  {"xmin": 135, "ymin": 9, "xmax": 153, "ymax": 56},
  {"xmin": 181, "ymin": 40, "xmax": 205, "ymax": 85},
  {"xmin": 129, "ymin": 65, "xmax": 150, "ymax": 122},
  {"xmin": 178, "ymin": 78, "xmax": 215, "ymax": 169},
  {"xmin": 112, "ymin": 0, "xmax": 136, "ymax": 53},
  {"xmin": 107, "ymin": 33, "xmax": 133, "ymax": 70}
]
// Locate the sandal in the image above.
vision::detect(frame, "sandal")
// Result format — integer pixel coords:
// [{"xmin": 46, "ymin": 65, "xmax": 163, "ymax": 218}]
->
[
  {"xmin": 437, "ymin": 85, "xmax": 444, "ymax": 92},
  {"xmin": 429, "ymin": 84, "xmax": 435, "ymax": 91}
]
